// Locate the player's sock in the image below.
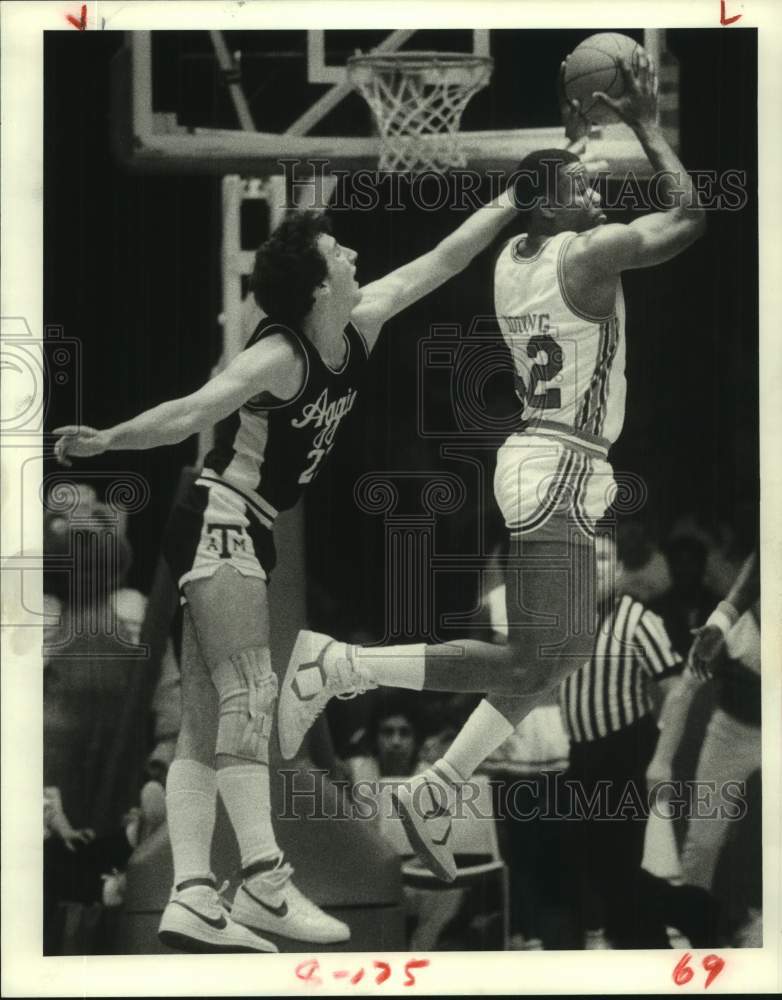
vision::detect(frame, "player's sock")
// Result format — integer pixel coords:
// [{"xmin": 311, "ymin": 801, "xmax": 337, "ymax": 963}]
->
[
  {"xmin": 217, "ymin": 764, "xmax": 280, "ymax": 869},
  {"xmin": 165, "ymin": 759, "xmax": 218, "ymax": 886},
  {"xmin": 441, "ymin": 699, "xmax": 515, "ymax": 780},
  {"xmin": 333, "ymin": 642, "xmax": 426, "ymax": 691}
]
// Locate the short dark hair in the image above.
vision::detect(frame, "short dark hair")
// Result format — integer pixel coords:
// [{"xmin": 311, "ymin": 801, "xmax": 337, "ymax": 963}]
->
[
  {"xmin": 252, "ymin": 211, "xmax": 332, "ymax": 326},
  {"xmin": 367, "ymin": 692, "xmax": 420, "ymax": 749},
  {"xmin": 512, "ymin": 147, "xmax": 582, "ymax": 213}
]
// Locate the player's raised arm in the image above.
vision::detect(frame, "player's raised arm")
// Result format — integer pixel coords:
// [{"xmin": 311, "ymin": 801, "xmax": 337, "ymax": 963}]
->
[
  {"xmin": 54, "ymin": 335, "xmax": 303, "ymax": 466},
  {"xmin": 351, "ymin": 186, "xmax": 518, "ymax": 348},
  {"xmin": 577, "ymin": 52, "xmax": 706, "ymax": 273}
]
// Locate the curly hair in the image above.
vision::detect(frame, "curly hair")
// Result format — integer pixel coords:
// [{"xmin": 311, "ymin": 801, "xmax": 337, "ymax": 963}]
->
[{"xmin": 251, "ymin": 211, "xmax": 332, "ymax": 327}]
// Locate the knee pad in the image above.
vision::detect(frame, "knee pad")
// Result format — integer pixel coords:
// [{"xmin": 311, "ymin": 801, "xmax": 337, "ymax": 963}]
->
[{"xmin": 213, "ymin": 648, "xmax": 278, "ymax": 764}]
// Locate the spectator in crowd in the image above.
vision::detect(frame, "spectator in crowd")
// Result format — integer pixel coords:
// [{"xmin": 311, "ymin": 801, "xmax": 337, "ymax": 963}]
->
[
  {"xmin": 43, "ymin": 785, "xmax": 152, "ymax": 954},
  {"xmin": 611, "ymin": 520, "xmax": 671, "ymax": 604},
  {"xmin": 558, "ymin": 523, "xmax": 684, "ymax": 949},
  {"xmin": 646, "ymin": 550, "xmax": 761, "ymax": 946},
  {"xmin": 653, "ymin": 533, "xmax": 720, "ymax": 658},
  {"xmin": 343, "ymin": 693, "xmax": 423, "ymax": 784},
  {"xmin": 42, "ymin": 481, "xmax": 167, "ymax": 952}
]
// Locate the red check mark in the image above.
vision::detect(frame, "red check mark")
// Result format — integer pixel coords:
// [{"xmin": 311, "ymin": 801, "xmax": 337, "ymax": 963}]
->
[{"xmin": 66, "ymin": 4, "xmax": 87, "ymax": 30}]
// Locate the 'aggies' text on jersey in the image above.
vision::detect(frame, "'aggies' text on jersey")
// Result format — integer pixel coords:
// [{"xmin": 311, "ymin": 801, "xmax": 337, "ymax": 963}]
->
[{"xmin": 203, "ymin": 318, "xmax": 369, "ymax": 526}]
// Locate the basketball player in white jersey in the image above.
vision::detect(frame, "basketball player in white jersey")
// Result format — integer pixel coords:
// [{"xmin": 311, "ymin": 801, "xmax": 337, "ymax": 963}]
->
[
  {"xmin": 53, "ymin": 181, "xmax": 527, "ymax": 950},
  {"xmin": 279, "ymin": 52, "xmax": 707, "ymax": 881}
]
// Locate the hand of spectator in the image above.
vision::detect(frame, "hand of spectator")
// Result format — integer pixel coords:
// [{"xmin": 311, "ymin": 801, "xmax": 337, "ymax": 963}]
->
[
  {"xmin": 59, "ymin": 827, "xmax": 96, "ymax": 852},
  {"xmin": 687, "ymin": 623, "xmax": 725, "ymax": 679}
]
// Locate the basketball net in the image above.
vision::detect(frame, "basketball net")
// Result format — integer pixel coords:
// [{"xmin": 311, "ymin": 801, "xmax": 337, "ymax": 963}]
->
[{"xmin": 348, "ymin": 52, "xmax": 493, "ymax": 173}]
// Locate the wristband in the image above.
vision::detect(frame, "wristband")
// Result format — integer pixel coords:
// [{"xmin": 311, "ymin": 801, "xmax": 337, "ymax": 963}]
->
[{"xmin": 705, "ymin": 600, "xmax": 739, "ymax": 636}]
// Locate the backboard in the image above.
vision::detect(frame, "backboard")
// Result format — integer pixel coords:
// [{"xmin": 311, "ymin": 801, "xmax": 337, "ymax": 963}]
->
[{"xmin": 111, "ymin": 29, "xmax": 679, "ymax": 177}]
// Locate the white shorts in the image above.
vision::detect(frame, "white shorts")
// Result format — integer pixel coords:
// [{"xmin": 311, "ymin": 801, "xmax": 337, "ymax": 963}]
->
[
  {"xmin": 494, "ymin": 432, "xmax": 616, "ymax": 540},
  {"xmin": 163, "ymin": 476, "xmax": 277, "ymax": 602}
]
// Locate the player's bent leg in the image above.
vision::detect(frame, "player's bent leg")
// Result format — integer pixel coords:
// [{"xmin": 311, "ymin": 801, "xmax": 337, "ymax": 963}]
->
[
  {"xmin": 278, "ymin": 500, "xmax": 599, "ymax": 880},
  {"xmin": 185, "ymin": 566, "xmax": 350, "ymax": 944},
  {"xmin": 392, "ymin": 516, "xmax": 599, "ymax": 881},
  {"xmin": 278, "ymin": 631, "xmax": 522, "ymax": 761}
]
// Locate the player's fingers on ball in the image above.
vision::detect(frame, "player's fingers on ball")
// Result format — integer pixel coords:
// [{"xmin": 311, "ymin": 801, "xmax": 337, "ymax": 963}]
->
[
  {"xmin": 625, "ymin": 58, "xmax": 642, "ymax": 93},
  {"xmin": 592, "ymin": 91, "xmax": 617, "ymax": 111}
]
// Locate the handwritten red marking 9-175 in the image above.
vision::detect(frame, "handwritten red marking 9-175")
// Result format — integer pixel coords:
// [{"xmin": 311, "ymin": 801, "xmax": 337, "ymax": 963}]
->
[{"xmin": 295, "ymin": 957, "xmax": 430, "ymax": 988}]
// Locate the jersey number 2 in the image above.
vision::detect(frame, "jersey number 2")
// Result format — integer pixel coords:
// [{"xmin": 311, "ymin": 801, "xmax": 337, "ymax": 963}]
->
[
  {"xmin": 519, "ymin": 333, "xmax": 563, "ymax": 410},
  {"xmin": 298, "ymin": 447, "xmax": 326, "ymax": 485}
]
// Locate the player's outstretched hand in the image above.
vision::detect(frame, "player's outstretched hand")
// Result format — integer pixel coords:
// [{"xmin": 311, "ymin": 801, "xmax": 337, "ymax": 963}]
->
[
  {"xmin": 53, "ymin": 425, "xmax": 110, "ymax": 467},
  {"xmin": 593, "ymin": 51, "xmax": 659, "ymax": 130}
]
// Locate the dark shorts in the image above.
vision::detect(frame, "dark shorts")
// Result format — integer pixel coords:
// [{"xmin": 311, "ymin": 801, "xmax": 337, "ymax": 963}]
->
[{"xmin": 162, "ymin": 477, "xmax": 277, "ymax": 602}]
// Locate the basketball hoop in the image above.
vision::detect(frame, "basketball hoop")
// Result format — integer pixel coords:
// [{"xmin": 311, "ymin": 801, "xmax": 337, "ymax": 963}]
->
[{"xmin": 347, "ymin": 51, "xmax": 493, "ymax": 173}]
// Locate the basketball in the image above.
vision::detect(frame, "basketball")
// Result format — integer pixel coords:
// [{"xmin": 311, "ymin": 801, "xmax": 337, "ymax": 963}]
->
[{"xmin": 563, "ymin": 33, "xmax": 643, "ymax": 124}]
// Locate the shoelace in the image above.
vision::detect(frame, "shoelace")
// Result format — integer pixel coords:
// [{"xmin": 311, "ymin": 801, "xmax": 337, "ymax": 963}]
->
[
  {"xmin": 257, "ymin": 860, "xmax": 295, "ymax": 893},
  {"xmin": 216, "ymin": 880, "xmax": 233, "ymax": 914},
  {"xmin": 177, "ymin": 883, "xmax": 230, "ymax": 920},
  {"xmin": 304, "ymin": 655, "xmax": 375, "ymax": 722}
]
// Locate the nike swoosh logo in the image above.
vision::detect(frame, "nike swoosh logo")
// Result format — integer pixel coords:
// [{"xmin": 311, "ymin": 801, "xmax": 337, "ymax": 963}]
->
[
  {"xmin": 432, "ymin": 821, "xmax": 452, "ymax": 847},
  {"xmin": 174, "ymin": 900, "xmax": 227, "ymax": 930},
  {"xmin": 420, "ymin": 781, "xmax": 453, "ymax": 819},
  {"xmin": 242, "ymin": 885, "xmax": 289, "ymax": 918}
]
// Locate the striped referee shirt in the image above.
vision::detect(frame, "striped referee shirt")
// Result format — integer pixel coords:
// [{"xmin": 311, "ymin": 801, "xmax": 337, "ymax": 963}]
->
[{"xmin": 560, "ymin": 594, "xmax": 682, "ymax": 743}]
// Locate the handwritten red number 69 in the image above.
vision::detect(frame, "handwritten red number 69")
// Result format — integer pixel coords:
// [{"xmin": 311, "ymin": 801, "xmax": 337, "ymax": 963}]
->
[{"xmin": 673, "ymin": 952, "xmax": 726, "ymax": 989}]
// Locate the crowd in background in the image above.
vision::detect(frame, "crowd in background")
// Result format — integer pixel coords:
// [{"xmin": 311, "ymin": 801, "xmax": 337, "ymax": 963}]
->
[{"xmin": 41, "ymin": 482, "xmax": 761, "ymax": 954}]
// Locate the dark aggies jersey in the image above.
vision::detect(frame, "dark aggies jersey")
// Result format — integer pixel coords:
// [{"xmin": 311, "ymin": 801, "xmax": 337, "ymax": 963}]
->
[{"xmin": 203, "ymin": 317, "xmax": 369, "ymax": 522}]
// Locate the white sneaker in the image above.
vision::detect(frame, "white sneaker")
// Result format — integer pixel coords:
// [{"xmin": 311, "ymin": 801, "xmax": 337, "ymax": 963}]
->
[
  {"xmin": 158, "ymin": 883, "xmax": 277, "ymax": 953},
  {"xmin": 278, "ymin": 630, "xmax": 376, "ymax": 760},
  {"xmin": 231, "ymin": 856, "xmax": 351, "ymax": 944},
  {"xmin": 392, "ymin": 770, "xmax": 457, "ymax": 883}
]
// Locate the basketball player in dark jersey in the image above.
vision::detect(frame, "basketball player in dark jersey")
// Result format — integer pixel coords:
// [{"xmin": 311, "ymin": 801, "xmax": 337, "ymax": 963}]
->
[{"xmin": 53, "ymin": 189, "xmax": 524, "ymax": 951}]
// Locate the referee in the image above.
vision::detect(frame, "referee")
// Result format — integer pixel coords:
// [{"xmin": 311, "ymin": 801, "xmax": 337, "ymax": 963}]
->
[{"xmin": 559, "ymin": 524, "xmax": 683, "ymax": 949}]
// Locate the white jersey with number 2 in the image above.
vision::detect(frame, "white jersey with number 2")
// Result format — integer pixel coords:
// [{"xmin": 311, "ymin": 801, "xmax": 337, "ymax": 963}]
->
[{"xmin": 495, "ymin": 231, "xmax": 627, "ymax": 447}]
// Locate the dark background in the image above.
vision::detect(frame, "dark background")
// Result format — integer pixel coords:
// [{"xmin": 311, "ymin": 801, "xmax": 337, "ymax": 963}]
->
[{"xmin": 44, "ymin": 29, "xmax": 758, "ymax": 641}]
